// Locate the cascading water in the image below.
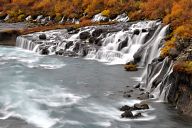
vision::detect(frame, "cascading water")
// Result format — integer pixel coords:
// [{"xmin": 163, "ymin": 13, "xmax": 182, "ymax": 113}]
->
[
  {"xmin": 16, "ymin": 20, "xmax": 171, "ymax": 101},
  {"xmin": 16, "ymin": 20, "xmax": 163, "ymax": 65}
]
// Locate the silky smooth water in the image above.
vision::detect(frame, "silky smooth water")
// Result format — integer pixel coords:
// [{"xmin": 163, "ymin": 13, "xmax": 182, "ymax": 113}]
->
[{"xmin": 0, "ymin": 46, "xmax": 192, "ymax": 128}]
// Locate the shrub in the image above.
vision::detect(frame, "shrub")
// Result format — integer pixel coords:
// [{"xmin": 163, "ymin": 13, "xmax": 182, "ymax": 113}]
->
[{"xmin": 101, "ymin": 9, "xmax": 110, "ymax": 17}]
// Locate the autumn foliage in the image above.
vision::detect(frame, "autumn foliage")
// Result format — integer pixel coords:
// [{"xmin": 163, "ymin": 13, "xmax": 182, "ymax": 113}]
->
[{"xmin": 0, "ymin": 0, "xmax": 191, "ymax": 50}]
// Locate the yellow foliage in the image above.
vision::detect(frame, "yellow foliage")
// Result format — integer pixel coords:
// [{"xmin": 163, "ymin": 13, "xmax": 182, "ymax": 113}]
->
[
  {"xmin": 160, "ymin": 37, "xmax": 176, "ymax": 58},
  {"xmin": 101, "ymin": 9, "xmax": 110, "ymax": 17},
  {"xmin": 174, "ymin": 61, "xmax": 192, "ymax": 74}
]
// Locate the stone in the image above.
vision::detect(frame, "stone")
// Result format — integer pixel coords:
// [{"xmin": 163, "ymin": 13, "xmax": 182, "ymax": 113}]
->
[
  {"xmin": 134, "ymin": 113, "xmax": 142, "ymax": 118},
  {"xmin": 39, "ymin": 34, "xmax": 46, "ymax": 40},
  {"xmin": 92, "ymin": 29, "xmax": 103, "ymax": 37},
  {"xmin": 142, "ymin": 29, "xmax": 148, "ymax": 33},
  {"xmin": 41, "ymin": 48, "xmax": 49, "ymax": 55},
  {"xmin": 65, "ymin": 41, "xmax": 73, "ymax": 49},
  {"xmin": 133, "ymin": 29, "xmax": 140, "ymax": 35},
  {"xmin": 80, "ymin": 31, "xmax": 90, "ymax": 40},
  {"xmin": 119, "ymin": 105, "xmax": 132, "ymax": 111},
  {"xmin": 133, "ymin": 103, "xmax": 149, "ymax": 110},
  {"xmin": 118, "ymin": 37, "xmax": 128, "ymax": 51},
  {"xmin": 134, "ymin": 83, "xmax": 140, "ymax": 88},
  {"xmin": 121, "ymin": 110, "xmax": 134, "ymax": 118}
]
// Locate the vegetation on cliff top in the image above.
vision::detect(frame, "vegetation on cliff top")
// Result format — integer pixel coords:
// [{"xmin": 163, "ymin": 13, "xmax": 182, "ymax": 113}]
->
[{"xmin": 0, "ymin": 0, "xmax": 191, "ymax": 58}]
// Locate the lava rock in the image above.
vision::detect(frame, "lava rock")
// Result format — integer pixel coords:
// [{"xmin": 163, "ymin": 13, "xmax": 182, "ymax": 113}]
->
[
  {"xmin": 134, "ymin": 83, "xmax": 141, "ymax": 88},
  {"xmin": 133, "ymin": 29, "xmax": 140, "ymax": 35},
  {"xmin": 121, "ymin": 110, "xmax": 134, "ymax": 118},
  {"xmin": 138, "ymin": 92, "xmax": 150, "ymax": 100},
  {"xmin": 55, "ymin": 49, "xmax": 65, "ymax": 55},
  {"xmin": 133, "ymin": 103, "xmax": 149, "ymax": 110},
  {"xmin": 41, "ymin": 48, "xmax": 49, "ymax": 55},
  {"xmin": 66, "ymin": 27, "xmax": 76, "ymax": 32},
  {"xmin": 73, "ymin": 42, "xmax": 80, "ymax": 53},
  {"xmin": 65, "ymin": 41, "xmax": 73, "ymax": 49},
  {"xmin": 118, "ymin": 37, "xmax": 128, "ymax": 51},
  {"xmin": 89, "ymin": 37, "xmax": 96, "ymax": 44},
  {"xmin": 142, "ymin": 29, "xmax": 148, "ymax": 33},
  {"xmin": 39, "ymin": 34, "xmax": 46, "ymax": 40},
  {"xmin": 134, "ymin": 113, "xmax": 142, "ymax": 118},
  {"xmin": 120, "ymin": 105, "xmax": 132, "ymax": 111},
  {"xmin": 80, "ymin": 31, "xmax": 90, "ymax": 40},
  {"xmin": 92, "ymin": 29, "xmax": 103, "ymax": 37}
]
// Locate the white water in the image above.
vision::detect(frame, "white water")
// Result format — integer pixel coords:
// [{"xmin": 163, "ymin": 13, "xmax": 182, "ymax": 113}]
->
[{"xmin": 16, "ymin": 20, "xmax": 164, "ymax": 65}]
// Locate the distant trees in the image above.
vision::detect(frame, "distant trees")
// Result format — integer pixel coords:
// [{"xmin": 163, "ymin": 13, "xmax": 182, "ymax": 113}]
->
[{"xmin": 0, "ymin": 0, "xmax": 191, "ymax": 41}]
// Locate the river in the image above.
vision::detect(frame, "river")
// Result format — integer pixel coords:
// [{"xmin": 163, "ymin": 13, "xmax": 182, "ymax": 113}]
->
[{"xmin": 0, "ymin": 46, "xmax": 192, "ymax": 128}]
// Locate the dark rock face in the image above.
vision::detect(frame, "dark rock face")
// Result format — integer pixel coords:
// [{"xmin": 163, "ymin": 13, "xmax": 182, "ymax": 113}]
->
[
  {"xmin": 40, "ymin": 47, "xmax": 49, "ymax": 55},
  {"xmin": 65, "ymin": 41, "xmax": 73, "ymax": 49},
  {"xmin": 79, "ymin": 31, "xmax": 90, "ymax": 40},
  {"xmin": 168, "ymin": 72, "xmax": 192, "ymax": 116},
  {"xmin": 39, "ymin": 34, "xmax": 46, "ymax": 40},
  {"xmin": 92, "ymin": 29, "xmax": 103, "ymax": 37},
  {"xmin": 0, "ymin": 30, "xmax": 19, "ymax": 46},
  {"xmin": 133, "ymin": 29, "xmax": 140, "ymax": 35},
  {"xmin": 118, "ymin": 37, "xmax": 128, "ymax": 51}
]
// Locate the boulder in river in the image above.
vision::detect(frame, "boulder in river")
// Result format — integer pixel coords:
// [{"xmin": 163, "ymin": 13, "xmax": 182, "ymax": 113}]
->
[
  {"xmin": 92, "ymin": 29, "xmax": 103, "ymax": 37},
  {"xmin": 80, "ymin": 31, "xmax": 90, "ymax": 40},
  {"xmin": 39, "ymin": 34, "xmax": 46, "ymax": 40},
  {"xmin": 133, "ymin": 103, "xmax": 149, "ymax": 110},
  {"xmin": 121, "ymin": 110, "xmax": 134, "ymax": 118},
  {"xmin": 133, "ymin": 29, "xmax": 140, "ymax": 35}
]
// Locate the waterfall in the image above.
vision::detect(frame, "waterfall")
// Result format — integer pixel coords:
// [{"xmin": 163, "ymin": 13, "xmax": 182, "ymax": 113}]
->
[
  {"xmin": 16, "ymin": 21, "xmax": 161, "ymax": 65},
  {"xmin": 16, "ymin": 20, "xmax": 172, "ymax": 101}
]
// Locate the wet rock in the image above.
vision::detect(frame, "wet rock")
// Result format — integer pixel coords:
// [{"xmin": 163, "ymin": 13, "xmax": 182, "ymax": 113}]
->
[
  {"xmin": 133, "ymin": 103, "xmax": 149, "ymax": 110},
  {"xmin": 134, "ymin": 113, "xmax": 142, "ymax": 118},
  {"xmin": 133, "ymin": 29, "xmax": 140, "ymax": 35},
  {"xmin": 68, "ymin": 29, "xmax": 80, "ymax": 34},
  {"xmin": 41, "ymin": 47, "xmax": 49, "ymax": 55},
  {"xmin": 80, "ymin": 31, "xmax": 90, "ymax": 40},
  {"xmin": 142, "ymin": 29, "xmax": 148, "ymax": 33},
  {"xmin": 66, "ymin": 27, "xmax": 76, "ymax": 32},
  {"xmin": 94, "ymin": 38, "xmax": 102, "ymax": 46},
  {"xmin": 39, "ymin": 34, "xmax": 46, "ymax": 40},
  {"xmin": 121, "ymin": 110, "xmax": 134, "ymax": 118},
  {"xmin": 89, "ymin": 37, "xmax": 96, "ymax": 44},
  {"xmin": 123, "ymin": 94, "xmax": 131, "ymax": 98},
  {"xmin": 55, "ymin": 49, "xmax": 65, "ymax": 55},
  {"xmin": 138, "ymin": 92, "xmax": 150, "ymax": 100},
  {"xmin": 118, "ymin": 37, "xmax": 128, "ymax": 51},
  {"xmin": 134, "ymin": 83, "xmax": 141, "ymax": 88},
  {"xmin": 65, "ymin": 41, "xmax": 73, "ymax": 49},
  {"xmin": 63, "ymin": 51, "xmax": 78, "ymax": 57},
  {"xmin": 119, "ymin": 105, "xmax": 132, "ymax": 111},
  {"xmin": 92, "ymin": 29, "xmax": 103, "ymax": 37},
  {"xmin": 73, "ymin": 42, "xmax": 80, "ymax": 52}
]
